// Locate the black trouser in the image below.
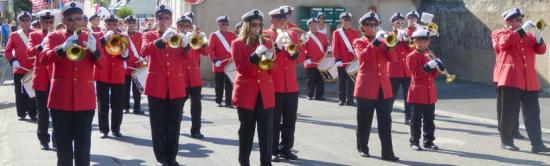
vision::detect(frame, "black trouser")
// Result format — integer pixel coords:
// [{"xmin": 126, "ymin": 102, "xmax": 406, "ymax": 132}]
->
[
  {"xmin": 390, "ymin": 77, "xmax": 412, "ymax": 120},
  {"xmin": 238, "ymin": 94, "xmax": 273, "ymax": 166},
  {"xmin": 356, "ymin": 89, "xmax": 395, "ymax": 157},
  {"xmin": 36, "ymin": 89, "xmax": 55, "ymax": 145},
  {"xmin": 337, "ymin": 67, "xmax": 354, "ymax": 104},
  {"xmin": 214, "ymin": 72, "xmax": 233, "ymax": 106},
  {"xmin": 14, "ymin": 73, "xmax": 36, "ymax": 118},
  {"xmin": 498, "ymin": 87, "xmax": 544, "ymax": 147},
  {"xmin": 273, "ymin": 92, "xmax": 298, "ymax": 154},
  {"xmin": 96, "ymin": 81, "xmax": 124, "ymax": 134},
  {"xmin": 187, "ymin": 86, "xmax": 203, "ymax": 134},
  {"xmin": 409, "ymin": 104, "xmax": 436, "ymax": 145},
  {"xmin": 305, "ymin": 68, "xmax": 324, "ymax": 99},
  {"xmin": 496, "ymin": 86, "xmax": 521, "ymax": 135},
  {"xmin": 148, "ymin": 96, "xmax": 186, "ymax": 164},
  {"xmin": 124, "ymin": 75, "xmax": 142, "ymax": 112},
  {"xmin": 51, "ymin": 109, "xmax": 94, "ymax": 166}
]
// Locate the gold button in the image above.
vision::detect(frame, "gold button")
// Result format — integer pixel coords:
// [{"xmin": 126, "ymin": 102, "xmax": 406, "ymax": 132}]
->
[
  {"xmin": 167, "ymin": 72, "xmax": 170, "ymax": 75},
  {"xmin": 523, "ymin": 56, "xmax": 526, "ymax": 59},
  {"xmin": 402, "ymin": 58, "xmax": 405, "ymax": 61},
  {"xmin": 188, "ymin": 67, "xmax": 191, "ymax": 69},
  {"xmin": 74, "ymin": 67, "xmax": 77, "ymax": 71},
  {"xmin": 378, "ymin": 73, "xmax": 381, "ymax": 76},
  {"xmin": 166, "ymin": 62, "xmax": 170, "ymax": 66},
  {"xmin": 258, "ymin": 70, "xmax": 260, "ymax": 73},
  {"xmin": 111, "ymin": 62, "xmax": 114, "ymax": 66},
  {"xmin": 257, "ymin": 80, "xmax": 260, "ymax": 83},
  {"xmin": 525, "ymin": 64, "xmax": 527, "ymax": 67},
  {"xmin": 378, "ymin": 64, "xmax": 381, "ymax": 67},
  {"xmin": 73, "ymin": 78, "xmax": 77, "ymax": 81}
]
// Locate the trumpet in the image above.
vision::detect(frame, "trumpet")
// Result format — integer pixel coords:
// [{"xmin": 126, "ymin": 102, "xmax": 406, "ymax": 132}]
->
[
  {"xmin": 168, "ymin": 34, "xmax": 182, "ymax": 48},
  {"xmin": 383, "ymin": 32, "xmax": 398, "ymax": 48},
  {"xmin": 187, "ymin": 28, "xmax": 208, "ymax": 50},
  {"xmin": 258, "ymin": 33, "xmax": 275, "ymax": 71},
  {"xmin": 66, "ymin": 28, "xmax": 89, "ymax": 61},
  {"xmin": 536, "ymin": 19, "xmax": 546, "ymax": 31},
  {"xmin": 426, "ymin": 49, "xmax": 456, "ymax": 83},
  {"xmin": 105, "ymin": 34, "xmax": 129, "ymax": 56}
]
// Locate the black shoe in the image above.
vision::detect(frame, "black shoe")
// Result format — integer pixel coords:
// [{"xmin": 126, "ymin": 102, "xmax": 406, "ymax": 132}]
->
[
  {"xmin": 18, "ymin": 117, "xmax": 25, "ymax": 121},
  {"xmin": 513, "ymin": 133, "xmax": 526, "ymax": 140},
  {"xmin": 358, "ymin": 150, "xmax": 370, "ymax": 157},
  {"xmin": 216, "ymin": 102, "xmax": 223, "ymax": 107},
  {"xmin": 424, "ymin": 144, "xmax": 439, "ymax": 150},
  {"xmin": 315, "ymin": 97, "xmax": 326, "ymax": 101},
  {"xmin": 381, "ymin": 155, "xmax": 400, "ymax": 161},
  {"xmin": 157, "ymin": 162, "xmax": 170, "ymax": 166},
  {"xmin": 52, "ymin": 142, "xmax": 57, "ymax": 149},
  {"xmin": 411, "ymin": 144, "xmax": 422, "ymax": 151},
  {"xmin": 170, "ymin": 160, "xmax": 180, "ymax": 166},
  {"xmin": 191, "ymin": 132, "xmax": 205, "ymax": 139},
  {"xmin": 338, "ymin": 101, "xmax": 345, "ymax": 106},
  {"xmin": 41, "ymin": 144, "xmax": 50, "ymax": 150},
  {"xmin": 133, "ymin": 110, "xmax": 144, "ymax": 114},
  {"xmin": 124, "ymin": 109, "xmax": 130, "ymax": 113},
  {"xmin": 30, "ymin": 116, "xmax": 37, "ymax": 121},
  {"xmin": 532, "ymin": 146, "xmax": 550, "ymax": 153},
  {"xmin": 225, "ymin": 104, "xmax": 234, "ymax": 108},
  {"xmin": 113, "ymin": 132, "xmax": 123, "ymax": 137},
  {"xmin": 306, "ymin": 96, "xmax": 313, "ymax": 100},
  {"xmin": 404, "ymin": 119, "xmax": 410, "ymax": 125},
  {"xmin": 501, "ymin": 144, "xmax": 520, "ymax": 151},
  {"xmin": 280, "ymin": 151, "xmax": 298, "ymax": 160},
  {"xmin": 272, "ymin": 154, "xmax": 281, "ymax": 162},
  {"xmin": 100, "ymin": 133, "xmax": 109, "ymax": 139},
  {"xmin": 346, "ymin": 102, "xmax": 356, "ymax": 106}
]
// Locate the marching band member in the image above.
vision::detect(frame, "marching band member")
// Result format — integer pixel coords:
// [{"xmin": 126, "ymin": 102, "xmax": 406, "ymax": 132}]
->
[
  {"xmin": 89, "ymin": 14, "xmax": 102, "ymax": 32},
  {"xmin": 495, "ymin": 8, "xmax": 550, "ymax": 153},
  {"xmin": 176, "ymin": 14, "xmax": 208, "ymax": 139},
  {"xmin": 28, "ymin": 10, "xmax": 55, "ymax": 150},
  {"xmin": 123, "ymin": 15, "xmax": 145, "ymax": 114},
  {"xmin": 95, "ymin": 14, "xmax": 129, "ymax": 138},
  {"xmin": 353, "ymin": 12, "xmax": 399, "ymax": 161},
  {"xmin": 41, "ymin": 2, "xmax": 100, "ymax": 164},
  {"xmin": 31, "ymin": 20, "xmax": 41, "ymax": 30},
  {"xmin": 387, "ymin": 12, "xmax": 413, "ymax": 125},
  {"xmin": 405, "ymin": 10, "xmax": 420, "ymax": 38},
  {"xmin": 406, "ymin": 28, "xmax": 440, "ymax": 151},
  {"xmin": 208, "ymin": 15, "xmax": 236, "ymax": 108},
  {"xmin": 141, "ymin": 5, "xmax": 189, "ymax": 165},
  {"xmin": 232, "ymin": 9, "xmax": 275, "ymax": 166},
  {"xmin": 316, "ymin": 12, "xmax": 331, "ymax": 36},
  {"xmin": 279, "ymin": 6, "xmax": 297, "ymax": 28},
  {"xmin": 235, "ymin": 22, "xmax": 243, "ymax": 35},
  {"xmin": 332, "ymin": 12, "xmax": 359, "ymax": 106},
  {"xmin": 303, "ymin": 18, "xmax": 328, "ymax": 100},
  {"xmin": 491, "ymin": 16, "xmax": 525, "ymax": 140},
  {"xmin": 5, "ymin": 11, "xmax": 36, "ymax": 120},
  {"xmin": 267, "ymin": 7, "xmax": 305, "ymax": 161}
]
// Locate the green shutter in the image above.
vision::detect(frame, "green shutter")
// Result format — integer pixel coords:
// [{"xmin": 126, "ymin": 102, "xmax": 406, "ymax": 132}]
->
[{"xmin": 297, "ymin": 7, "xmax": 347, "ymax": 31}]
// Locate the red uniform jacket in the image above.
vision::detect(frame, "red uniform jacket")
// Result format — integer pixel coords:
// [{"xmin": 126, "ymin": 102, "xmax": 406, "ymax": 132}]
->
[
  {"xmin": 41, "ymin": 30, "xmax": 100, "ymax": 111},
  {"xmin": 491, "ymin": 28, "xmax": 505, "ymax": 83},
  {"xmin": 388, "ymin": 40, "xmax": 413, "ymax": 78},
  {"xmin": 405, "ymin": 26, "xmax": 417, "ymax": 39},
  {"xmin": 265, "ymin": 28, "xmax": 305, "ymax": 93},
  {"xmin": 208, "ymin": 31, "xmax": 237, "ymax": 73},
  {"xmin": 141, "ymin": 30, "xmax": 188, "ymax": 99},
  {"xmin": 353, "ymin": 37, "xmax": 394, "ymax": 100},
  {"xmin": 332, "ymin": 28, "xmax": 359, "ymax": 68},
  {"xmin": 125, "ymin": 31, "xmax": 143, "ymax": 75},
  {"xmin": 303, "ymin": 32, "xmax": 328, "ymax": 68},
  {"xmin": 231, "ymin": 38, "xmax": 275, "ymax": 110},
  {"xmin": 184, "ymin": 46, "xmax": 207, "ymax": 88},
  {"xmin": 406, "ymin": 50, "xmax": 438, "ymax": 104},
  {"xmin": 94, "ymin": 31, "xmax": 126, "ymax": 84},
  {"xmin": 91, "ymin": 26, "xmax": 102, "ymax": 33},
  {"xmin": 28, "ymin": 30, "xmax": 52, "ymax": 91},
  {"xmin": 496, "ymin": 29, "xmax": 546, "ymax": 91},
  {"xmin": 5, "ymin": 30, "xmax": 35, "ymax": 74}
]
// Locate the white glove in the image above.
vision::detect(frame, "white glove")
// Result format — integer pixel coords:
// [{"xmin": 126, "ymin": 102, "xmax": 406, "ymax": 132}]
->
[
  {"xmin": 254, "ymin": 45, "xmax": 269, "ymax": 55},
  {"xmin": 61, "ymin": 34, "xmax": 78, "ymax": 51},
  {"xmin": 40, "ymin": 39, "xmax": 46, "ymax": 48},
  {"xmin": 275, "ymin": 32, "xmax": 287, "ymax": 50},
  {"xmin": 522, "ymin": 20, "xmax": 536, "ymax": 32},
  {"xmin": 103, "ymin": 30, "xmax": 115, "ymax": 40},
  {"xmin": 427, "ymin": 60, "xmax": 438, "ymax": 69},
  {"xmin": 161, "ymin": 29, "xmax": 177, "ymax": 42},
  {"xmin": 214, "ymin": 60, "xmax": 222, "ymax": 67},
  {"xmin": 375, "ymin": 31, "xmax": 385, "ymax": 41},
  {"xmin": 326, "ymin": 45, "xmax": 332, "ymax": 53},
  {"xmin": 123, "ymin": 61, "xmax": 127, "ymax": 69},
  {"xmin": 87, "ymin": 34, "xmax": 97, "ymax": 52},
  {"xmin": 12, "ymin": 60, "xmax": 20, "ymax": 69},
  {"xmin": 121, "ymin": 49, "xmax": 129, "ymax": 58},
  {"xmin": 535, "ymin": 31, "xmax": 544, "ymax": 44},
  {"xmin": 304, "ymin": 59, "xmax": 312, "ymax": 65},
  {"xmin": 397, "ymin": 30, "xmax": 406, "ymax": 41},
  {"xmin": 435, "ymin": 58, "xmax": 443, "ymax": 64},
  {"xmin": 180, "ymin": 33, "xmax": 189, "ymax": 48},
  {"xmin": 335, "ymin": 61, "xmax": 343, "ymax": 67}
]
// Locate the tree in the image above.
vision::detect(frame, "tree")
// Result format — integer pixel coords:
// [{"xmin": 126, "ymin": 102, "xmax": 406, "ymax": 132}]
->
[
  {"xmin": 115, "ymin": 7, "xmax": 133, "ymax": 19},
  {"xmin": 14, "ymin": 0, "xmax": 32, "ymax": 15},
  {"xmin": 94, "ymin": 0, "xmax": 112, "ymax": 7}
]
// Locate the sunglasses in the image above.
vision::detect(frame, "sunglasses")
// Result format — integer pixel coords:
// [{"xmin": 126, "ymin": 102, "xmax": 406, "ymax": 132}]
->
[
  {"xmin": 250, "ymin": 22, "xmax": 262, "ymax": 28},
  {"xmin": 67, "ymin": 16, "xmax": 83, "ymax": 22},
  {"xmin": 157, "ymin": 16, "xmax": 171, "ymax": 20}
]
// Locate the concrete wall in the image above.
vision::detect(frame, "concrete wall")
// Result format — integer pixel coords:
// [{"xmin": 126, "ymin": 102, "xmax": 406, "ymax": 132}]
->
[
  {"xmin": 191, "ymin": 0, "xmax": 414, "ymax": 80},
  {"xmin": 418, "ymin": 0, "xmax": 550, "ymax": 92}
]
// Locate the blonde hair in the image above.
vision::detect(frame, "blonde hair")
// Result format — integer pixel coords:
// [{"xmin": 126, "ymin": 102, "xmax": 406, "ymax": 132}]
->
[{"xmin": 238, "ymin": 20, "xmax": 263, "ymax": 46}]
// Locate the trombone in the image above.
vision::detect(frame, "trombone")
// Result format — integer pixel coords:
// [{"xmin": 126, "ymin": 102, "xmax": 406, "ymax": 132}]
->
[
  {"xmin": 66, "ymin": 28, "xmax": 90, "ymax": 61},
  {"xmin": 426, "ymin": 49, "xmax": 456, "ymax": 83}
]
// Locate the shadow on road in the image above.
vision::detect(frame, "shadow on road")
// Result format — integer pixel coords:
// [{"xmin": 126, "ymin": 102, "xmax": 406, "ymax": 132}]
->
[
  {"xmin": 90, "ymin": 154, "xmax": 147, "ymax": 166},
  {"xmin": 433, "ymin": 149, "xmax": 549, "ymax": 165}
]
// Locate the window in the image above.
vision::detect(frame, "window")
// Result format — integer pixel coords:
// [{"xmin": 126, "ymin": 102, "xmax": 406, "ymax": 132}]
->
[{"xmin": 297, "ymin": 7, "xmax": 346, "ymax": 31}]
